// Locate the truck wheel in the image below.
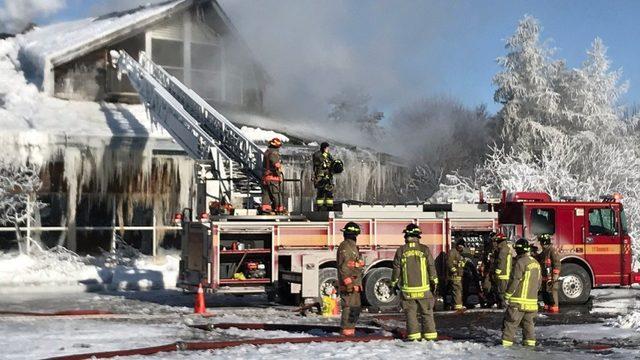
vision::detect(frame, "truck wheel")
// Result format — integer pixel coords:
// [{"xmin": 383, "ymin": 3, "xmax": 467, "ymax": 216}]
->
[
  {"xmin": 364, "ymin": 268, "xmax": 400, "ymax": 308},
  {"xmin": 559, "ymin": 263, "xmax": 591, "ymax": 304},
  {"xmin": 318, "ymin": 268, "xmax": 339, "ymax": 300}
]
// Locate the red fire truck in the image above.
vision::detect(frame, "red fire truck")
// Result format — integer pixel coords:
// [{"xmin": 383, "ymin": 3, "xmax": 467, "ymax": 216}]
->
[{"xmin": 178, "ymin": 192, "xmax": 640, "ymax": 307}]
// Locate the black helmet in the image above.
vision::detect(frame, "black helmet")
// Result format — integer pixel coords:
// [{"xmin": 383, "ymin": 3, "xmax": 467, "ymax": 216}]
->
[
  {"xmin": 538, "ymin": 234, "xmax": 552, "ymax": 245},
  {"xmin": 341, "ymin": 222, "xmax": 361, "ymax": 238},
  {"xmin": 320, "ymin": 142, "xmax": 330, "ymax": 151},
  {"xmin": 331, "ymin": 159, "xmax": 344, "ymax": 174},
  {"xmin": 515, "ymin": 238, "xmax": 530, "ymax": 255},
  {"xmin": 403, "ymin": 223, "xmax": 422, "ymax": 239},
  {"xmin": 455, "ymin": 238, "xmax": 465, "ymax": 247}
]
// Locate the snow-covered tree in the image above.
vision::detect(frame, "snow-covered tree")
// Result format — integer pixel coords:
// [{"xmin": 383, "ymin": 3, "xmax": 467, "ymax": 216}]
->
[
  {"xmin": 493, "ymin": 15, "xmax": 562, "ymax": 150},
  {"xmin": 0, "ymin": 160, "xmax": 44, "ymax": 253}
]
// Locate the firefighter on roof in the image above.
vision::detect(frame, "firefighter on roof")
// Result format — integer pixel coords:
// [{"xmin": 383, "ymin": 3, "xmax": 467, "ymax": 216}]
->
[
  {"xmin": 502, "ymin": 238, "xmax": 541, "ymax": 347},
  {"xmin": 260, "ymin": 138, "xmax": 286, "ymax": 215},
  {"xmin": 312, "ymin": 142, "xmax": 343, "ymax": 211},
  {"xmin": 493, "ymin": 232, "xmax": 512, "ymax": 309},
  {"xmin": 447, "ymin": 238, "xmax": 467, "ymax": 311},
  {"xmin": 337, "ymin": 222, "xmax": 364, "ymax": 336},
  {"xmin": 538, "ymin": 234, "xmax": 561, "ymax": 313},
  {"xmin": 391, "ymin": 223, "xmax": 439, "ymax": 341}
]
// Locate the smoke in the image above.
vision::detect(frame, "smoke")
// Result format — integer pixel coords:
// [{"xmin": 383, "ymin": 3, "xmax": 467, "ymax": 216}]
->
[
  {"xmin": 218, "ymin": 0, "xmax": 457, "ymax": 124},
  {"xmin": 0, "ymin": 0, "xmax": 66, "ymax": 33}
]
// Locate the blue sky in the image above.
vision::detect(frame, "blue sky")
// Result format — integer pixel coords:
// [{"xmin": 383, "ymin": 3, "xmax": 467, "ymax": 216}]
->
[{"xmin": 27, "ymin": 0, "xmax": 640, "ymax": 116}]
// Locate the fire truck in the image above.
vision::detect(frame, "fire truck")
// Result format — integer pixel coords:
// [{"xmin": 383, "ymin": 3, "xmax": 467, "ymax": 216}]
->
[
  {"xmin": 109, "ymin": 50, "xmax": 639, "ymax": 308},
  {"xmin": 177, "ymin": 192, "xmax": 640, "ymax": 307}
]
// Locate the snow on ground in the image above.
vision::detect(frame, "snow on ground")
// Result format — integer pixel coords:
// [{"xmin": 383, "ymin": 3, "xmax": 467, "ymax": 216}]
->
[
  {"xmin": 0, "ymin": 248, "xmax": 180, "ymax": 293},
  {"xmin": 240, "ymin": 126, "xmax": 289, "ymax": 143}
]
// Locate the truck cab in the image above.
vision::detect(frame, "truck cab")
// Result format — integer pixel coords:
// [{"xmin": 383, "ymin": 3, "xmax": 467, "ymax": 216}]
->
[{"xmin": 498, "ymin": 191, "xmax": 638, "ymax": 303}]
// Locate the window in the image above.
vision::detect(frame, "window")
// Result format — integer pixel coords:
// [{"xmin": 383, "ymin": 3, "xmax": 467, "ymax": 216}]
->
[
  {"xmin": 589, "ymin": 208, "xmax": 617, "ymax": 236},
  {"xmin": 531, "ymin": 208, "xmax": 555, "ymax": 235},
  {"xmin": 152, "ymin": 39, "xmax": 184, "ymax": 68}
]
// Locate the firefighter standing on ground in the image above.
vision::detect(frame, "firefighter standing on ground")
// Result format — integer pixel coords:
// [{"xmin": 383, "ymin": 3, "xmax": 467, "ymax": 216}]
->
[
  {"xmin": 502, "ymin": 238, "xmax": 542, "ymax": 347},
  {"xmin": 494, "ymin": 233, "xmax": 512, "ymax": 309},
  {"xmin": 337, "ymin": 222, "xmax": 365, "ymax": 336},
  {"xmin": 391, "ymin": 224, "xmax": 439, "ymax": 341},
  {"xmin": 538, "ymin": 234, "xmax": 561, "ymax": 313},
  {"xmin": 312, "ymin": 142, "xmax": 343, "ymax": 211},
  {"xmin": 261, "ymin": 138, "xmax": 285, "ymax": 215},
  {"xmin": 481, "ymin": 232, "xmax": 499, "ymax": 307},
  {"xmin": 447, "ymin": 238, "xmax": 467, "ymax": 311}
]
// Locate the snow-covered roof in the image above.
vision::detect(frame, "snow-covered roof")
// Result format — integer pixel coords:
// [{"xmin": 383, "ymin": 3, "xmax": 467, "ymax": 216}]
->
[{"xmin": 17, "ymin": 0, "xmax": 191, "ymax": 93}]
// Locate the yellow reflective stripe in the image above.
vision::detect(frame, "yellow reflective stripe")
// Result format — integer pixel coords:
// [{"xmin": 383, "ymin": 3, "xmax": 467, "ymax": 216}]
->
[
  {"xmin": 505, "ymin": 293, "xmax": 512, "ymax": 300},
  {"xmin": 423, "ymin": 332, "xmax": 437, "ymax": 340},
  {"xmin": 420, "ymin": 256, "xmax": 427, "ymax": 288},
  {"xmin": 452, "ymin": 276, "xmax": 462, "ymax": 281},
  {"xmin": 502, "ymin": 340, "xmax": 513, "ymax": 347},
  {"xmin": 498, "ymin": 275, "xmax": 510, "ymax": 280},
  {"xmin": 401, "ymin": 285, "xmax": 430, "ymax": 292},
  {"xmin": 495, "ymin": 269, "xmax": 502, "ymax": 274},
  {"xmin": 524, "ymin": 340, "xmax": 536, "ymax": 346},
  {"xmin": 454, "ymin": 304, "xmax": 463, "ymax": 309},
  {"xmin": 326, "ymin": 199, "xmax": 334, "ymax": 205},
  {"xmin": 431, "ymin": 277, "xmax": 439, "ymax": 285},
  {"xmin": 506, "ymin": 250, "xmax": 512, "ymax": 278},
  {"xmin": 407, "ymin": 333, "xmax": 421, "ymax": 340},
  {"xmin": 521, "ymin": 264, "xmax": 531, "ymax": 299},
  {"xmin": 316, "ymin": 199, "xmax": 325, "ymax": 204},
  {"xmin": 509, "ymin": 297, "xmax": 537, "ymax": 304},
  {"xmin": 401, "ymin": 257, "xmax": 408, "ymax": 285}
]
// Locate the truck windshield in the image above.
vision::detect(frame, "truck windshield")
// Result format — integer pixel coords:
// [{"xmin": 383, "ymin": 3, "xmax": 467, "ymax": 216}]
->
[{"xmin": 621, "ymin": 209, "xmax": 628, "ymax": 234}]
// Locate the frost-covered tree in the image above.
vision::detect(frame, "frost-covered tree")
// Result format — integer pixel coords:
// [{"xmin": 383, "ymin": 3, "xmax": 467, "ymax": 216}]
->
[
  {"xmin": 0, "ymin": 161, "xmax": 43, "ymax": 253},
  {"xmin": 554, "ymin": 38, "xmax": 628, "ymax": 138},
  {"xmin": 328, "ymin": 87, "xmax": 384, "ymax": 140},
  {"xmin": 493, "ymin": 15, "xmax": 561, "ymax": 150}
]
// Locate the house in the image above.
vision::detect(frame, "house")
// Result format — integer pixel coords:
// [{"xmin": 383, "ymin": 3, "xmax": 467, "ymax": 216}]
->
[
  {"xmin": 0, "ymin": 0, "xmax": 410, "ymax": 256},
  {"xmin": 20, "ymin": 0, "xmax": 267, "ymax": 113}
]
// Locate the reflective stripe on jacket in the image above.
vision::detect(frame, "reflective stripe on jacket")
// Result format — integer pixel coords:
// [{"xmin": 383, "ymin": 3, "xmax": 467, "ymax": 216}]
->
[
  {"xmin": 391, "ymin": 239, "xmax": 438, "ymax": 299},
  {"xmin": 446, "ymin": 247, "xmax": 465, "ymax": 281},
  {"xmin": 505, "ymin": 255, "xmax": 541, "ymax": 312},
  {"xmin": 495, "ymin": 241, "xmax": 513, "ymax": 280},
  {"xmin": 262, "ymin": 148, "xmax": 282, "ymax": 183}
]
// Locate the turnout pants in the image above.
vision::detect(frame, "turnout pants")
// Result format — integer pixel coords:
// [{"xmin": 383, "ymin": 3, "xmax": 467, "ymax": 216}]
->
[
  {"xmin": 402, "ymin": 294, "xmax": 437, "ymax": 340},
  {"xmin": 450, "ymin": 279, "xmax": 463, "ymax": 309},
  {"xmin": 502, "ymin": 306, "xmax": 537, "ymax": 346},
  {"xmin": 542, "ymin": 280, "xmax": 559, "ymax": 308},
  {"xmin": 495, "ymin": 278, "xmax": 508, "ymax": 308},
  {"xmin": 340, "ymin": 291, "xmax": 361, "ymax": 330},
  {"xmin": 315, "ymin": 179, "xmax": 334, "ymax": 211},
  {"xmin": 261, "ymin": 181, "xmax": 284, "ymax": 213}
]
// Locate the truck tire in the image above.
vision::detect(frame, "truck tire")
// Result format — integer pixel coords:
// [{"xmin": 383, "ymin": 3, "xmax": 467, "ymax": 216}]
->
[
  {"xmin": 364, "ymin": 267, "xmax": 400, "ymax": 309},
  {"xmin": 558, "ymin": 263, "xmax": 592, "ymax": 304},
  {"xmin": 318, "ymin": 268, "xmax": 339, "ymax": 301}
]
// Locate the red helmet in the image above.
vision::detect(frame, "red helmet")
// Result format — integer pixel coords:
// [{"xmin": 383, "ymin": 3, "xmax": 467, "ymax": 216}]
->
[
  {"xmin": 494, "ymin": 232, "xmax": 507, "ymax": 241},
  {"xmin": 269, "ymin": 137, "xmax": 282, "ymax": 148}
]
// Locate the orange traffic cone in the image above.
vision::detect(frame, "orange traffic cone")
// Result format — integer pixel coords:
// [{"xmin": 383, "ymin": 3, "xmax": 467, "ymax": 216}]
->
[{"xmin": 194, "ymin": 283, "xmax": 206, "ymax": 314}]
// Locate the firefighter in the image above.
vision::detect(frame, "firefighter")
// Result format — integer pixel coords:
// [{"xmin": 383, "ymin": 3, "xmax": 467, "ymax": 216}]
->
[
  {"xmin": 337, "ymin": 221, "xmax": 365, "ymax": 336},
  {"xmin": 538, "ymin": 234, "xmax": 561, "ymax": 313},
  {"xmin": 493, "ymin": 232, "xmax": 512, "ymax": 309},
  {"xmin": 260, "ymin": 138, "xmax": 285, "ymax": 215},
  {"xmin": 391, "ymin": 224, "xmax": 439, "ymax": 341},
  {"xmin": 501, "ymin": 238, "xmax": 542, "ymax": 347},
  {"xmin": 312, "ymin": 142, "xmax": 335, "ymax": 211},
  {"xmin": 447, "ymin": 238, "xmax": 467, "ymax": 311},
  {"xmin": 481, "ymin": 232, "xmax": 499, "ymax": 307}
]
